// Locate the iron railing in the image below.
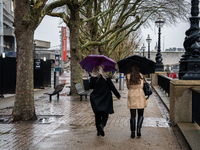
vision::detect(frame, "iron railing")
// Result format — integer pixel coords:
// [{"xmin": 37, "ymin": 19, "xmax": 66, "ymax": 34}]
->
[
  {"xmin": 191, "ymin": 88, "xmax": 200, "ymax": 126},
  {"xmin": 158, "ymin": 74, "xmax": 172, "ymax": 97}
]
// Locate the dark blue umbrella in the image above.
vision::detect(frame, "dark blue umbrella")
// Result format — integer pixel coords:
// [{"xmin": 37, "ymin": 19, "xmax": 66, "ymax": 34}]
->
[
  {"xmin": 79, "ymin": 55, "xmax": 117, "ymax": 72},
  {"xmin": 117, "ymin": 55, "xmax": 155, "ymax": 74}
]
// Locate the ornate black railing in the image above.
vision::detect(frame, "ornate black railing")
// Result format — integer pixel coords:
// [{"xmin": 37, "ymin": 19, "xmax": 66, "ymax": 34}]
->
[
  {"xmin": 158, "ymin": 74, "xmax": 172, "ymax": 97},
  {"xmin": 191, "ymin": 88, "xmax": 200, "ymax": 126}
]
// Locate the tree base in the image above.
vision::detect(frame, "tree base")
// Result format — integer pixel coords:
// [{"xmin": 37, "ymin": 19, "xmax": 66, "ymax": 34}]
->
[{"xmin": 12, "ymin": 113, "xmax": 37, "ymax": 122}]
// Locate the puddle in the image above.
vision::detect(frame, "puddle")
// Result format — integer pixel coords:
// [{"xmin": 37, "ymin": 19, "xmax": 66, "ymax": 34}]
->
[
  {"xmin": 0, "ymin": 118, "xmax": 11, "ymax": 123},
  {"xmin": 0, "ymin": 115, "xmax": 12, "ymax": 124},
  {"xmin": 37, "ymin": 115, "xmax": 63, "ymax": 124},
  {"xmin": 50, "ymin": 130, "xmax": 70, "ymax": 135},
  {"xmin": 0, "ymin": 115, "xmax": 63, "ymax": 124}
]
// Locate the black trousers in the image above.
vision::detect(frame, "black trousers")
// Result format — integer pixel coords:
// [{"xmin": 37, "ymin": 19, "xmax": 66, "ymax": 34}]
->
[
  {"xmin": 95, "ymin": 111, "xmax": 109, "ymax": 130},
  {"xmin": 130, "ymin": 109, "xmax": 144, "ymax": 120}
]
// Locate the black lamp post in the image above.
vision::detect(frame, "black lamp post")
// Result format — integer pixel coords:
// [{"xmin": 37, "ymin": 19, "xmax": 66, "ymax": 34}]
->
[
  {"xmin": 146, "ymin": 34, "xmax": 152, "ymax": 78},
  {"xmin": 146, "ymin": 34, "xmax": 152, "ymax": 59},
  {"xmin": 179, "ymin": 0, "xmax": 200, "ymax": 80},
  {"xmin": 155, "ymin": 15, "xmax": 164, "ymax": 71},
  {"xmin": 141, "ymin": 43, "xmax": 146, "ymax": 57}
]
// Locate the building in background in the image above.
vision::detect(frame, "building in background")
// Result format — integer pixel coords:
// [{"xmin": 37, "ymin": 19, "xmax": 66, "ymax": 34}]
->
[
  {"xmin": 34, "ymin": 39, "xmax": 52, "ymax": 60},
  {"xmin": 34, "ymin": 39, "xmax": 71, "ymax": 73},
  {"xmin": 1, "ymin": 0, "xmax": 15, "ymax": 57},
  {"xmin": 165, "ymin": 47, "xmax": 185, "ymax": 52}
]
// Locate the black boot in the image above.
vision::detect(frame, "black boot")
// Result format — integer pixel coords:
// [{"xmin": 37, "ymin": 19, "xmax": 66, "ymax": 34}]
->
[
  {"xmin": 98, "ymin": 124, "xmax": 105, "ymax": 136},
  {"xmin": 130, "ymin": 119, "xmax": 136, "ymax": 138},
  {"xmin": 96, "ymin": 125, "xmax": 100, "ymax": 136},
  {"xmin": 97, "ymin": 130, "xmax": 100, "ymax": 136},
  {"xmin": 137, "ymin": 116, "xmax": 144, "ymax": 137}
]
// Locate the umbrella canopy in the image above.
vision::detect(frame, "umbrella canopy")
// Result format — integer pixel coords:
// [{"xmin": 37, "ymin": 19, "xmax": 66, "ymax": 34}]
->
[
  {"xmin": 79, "ymin": 55, "xmax": 117, "ymax": 72},
  {"xmin": 117, "ymin": 55, "xmax": 155, "ymax": 74}
]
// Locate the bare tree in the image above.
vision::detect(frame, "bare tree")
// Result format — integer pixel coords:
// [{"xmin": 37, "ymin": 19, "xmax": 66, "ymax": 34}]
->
[
  {"xmin": 12, "ymin": 0, "xmax": 70, "ymax": 121},
  {"xmin": 47, "ymin": 0, "xmax": 92, "ymax": 95},
  {"xmin": 47, "ymin": 0, "xmax": 189, "ymax": 95},
  {"xmin": 113, "ymin": 31, "xmax": 141, "ymax": 65},
  {"xmin": 80, "ymin": 0, "xmax": 190, "ymax": 56}
]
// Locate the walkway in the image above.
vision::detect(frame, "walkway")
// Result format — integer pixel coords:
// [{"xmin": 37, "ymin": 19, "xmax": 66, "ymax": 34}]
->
[{"xmin": 0, "ymin": 72, "xmax": 190, "ymax": 150}]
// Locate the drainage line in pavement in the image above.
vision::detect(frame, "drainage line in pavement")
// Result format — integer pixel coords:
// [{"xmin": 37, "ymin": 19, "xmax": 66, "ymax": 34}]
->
[{"xmin": 0, "ymin": 124, "xmax": 15, "ymax": 134}]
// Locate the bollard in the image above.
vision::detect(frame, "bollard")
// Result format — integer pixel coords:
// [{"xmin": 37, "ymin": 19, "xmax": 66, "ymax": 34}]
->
[
  {"xmin": 54, "ymin": 71, "xmax": 59, "ymax": 89},
  {"xmin": 119, "ymin": 73, "xmax": 124, "ymax": 90}
]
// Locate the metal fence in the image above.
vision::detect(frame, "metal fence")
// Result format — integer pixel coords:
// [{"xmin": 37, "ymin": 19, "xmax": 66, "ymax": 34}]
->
[
  {"xmin": 0, "ymin": 58, "xmax": 52, "ymax": 96},
  {"xmin": 158, "ymin": 74, "xmax": 172, "ymax": 97},
  {"xmin": 191, "ymin": 88, "xmax": 200, "ymax": 126}
]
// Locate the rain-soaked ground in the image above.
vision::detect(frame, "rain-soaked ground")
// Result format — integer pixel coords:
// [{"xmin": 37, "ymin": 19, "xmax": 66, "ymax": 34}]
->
[{"xmin": 0, "ymin": 71, "xmax": 190, "ymax": 149}]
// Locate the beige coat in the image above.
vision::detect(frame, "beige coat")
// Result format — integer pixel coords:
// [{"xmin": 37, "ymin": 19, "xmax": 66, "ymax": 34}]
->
[{"xmin": 126, "ymin": 73, "xmax": 149, "ymax": 109}]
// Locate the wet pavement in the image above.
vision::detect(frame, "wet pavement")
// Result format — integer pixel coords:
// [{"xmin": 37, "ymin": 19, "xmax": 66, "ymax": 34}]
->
[{"xmin": 0, "ymin": 71, "xmax": 190, "ymax": 150}]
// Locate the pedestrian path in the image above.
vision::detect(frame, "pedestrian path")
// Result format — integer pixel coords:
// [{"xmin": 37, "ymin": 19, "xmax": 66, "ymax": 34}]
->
[
  {"xmin": 153, "ymin": 85, "xmax": 200, "ymax": 150},
  {"xmin": 0, "ymin": 72, "xmax": 190, "ymax": 150}
]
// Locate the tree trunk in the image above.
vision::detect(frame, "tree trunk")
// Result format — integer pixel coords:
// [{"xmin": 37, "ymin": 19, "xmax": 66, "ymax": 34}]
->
[
  {"xmin": 84, "ymin": 0, "xmax": 98, "ymax": 54},
  {"xmin": 12, "ymin": 1, "xmax": 36, "ymax": 121},
  {"xmin": 12, "ymin": 29, "xmax": 36, "ymax": 121},
  {"xmin": 11, "ymin": 0, "xmax": 70, "ymax": 121},
  {"xmin": 89, "ymin": 0, "xmax": 98, "ymax": 54},
  {"xmin": 69, "ymin": 7, "xmax": 83, "ymax": 95}
]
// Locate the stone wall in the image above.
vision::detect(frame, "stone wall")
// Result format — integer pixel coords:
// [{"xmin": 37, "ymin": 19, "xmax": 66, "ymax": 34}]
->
[
  {"xmin": 151, "ymin": 73, "xmax": 200, "ymax": 125},
  {"xmin": 170, "ymin": 80, "xmax": 200, "ymax": 125}
]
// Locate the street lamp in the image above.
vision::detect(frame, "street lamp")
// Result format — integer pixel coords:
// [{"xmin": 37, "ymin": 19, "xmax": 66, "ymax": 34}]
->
[
  {"xmin": 179, "ymin": 0, "xmax": 200, "ymax": 80},
  {"xmin": 141, "ymin": 43, "xmax": 146, "ymax": 57},
  {"xmin": 155, "ymin": 15, "xmax": 164, "ymax": 71},
  {"xmin": 146, "ymin": 34, "xmax": 152, "ymax": 59},
  {"xmin": 146, "ymin": 35, "xmax": 152, "ymax": 78},
  {"xmin": 139, "ymin": 48, "xmax": 142, "ymax": 56}
]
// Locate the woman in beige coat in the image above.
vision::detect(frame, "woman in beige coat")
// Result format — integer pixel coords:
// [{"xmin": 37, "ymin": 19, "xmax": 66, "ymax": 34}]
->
[{"xmin": 125, "ymin": 65, "xmax": 149, "ymax": 138}]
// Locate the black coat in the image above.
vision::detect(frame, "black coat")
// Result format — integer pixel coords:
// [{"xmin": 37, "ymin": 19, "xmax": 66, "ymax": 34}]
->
[{"xmin": 89, "ymin": 76, "xmax": 121, "ymax": 114}]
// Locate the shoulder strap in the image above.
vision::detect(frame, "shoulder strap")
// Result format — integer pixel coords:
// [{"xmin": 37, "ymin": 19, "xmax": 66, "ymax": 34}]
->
[
  {"xmin": 143, "ymin": 75, "xmax": 150, "ymax": 99},
  {"xmin": 93, "ymin": 76, "xmax": 101, "ymax": 89},
  {"xmin": 96, "ymin": 76, "xmax": 100, "ymax": 83},
  {"xmin": 143, "ymin": 75, "xmax": 146, "ymax": 83}
]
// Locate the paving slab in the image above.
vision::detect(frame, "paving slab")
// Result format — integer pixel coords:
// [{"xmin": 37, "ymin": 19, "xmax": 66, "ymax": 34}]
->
[
  {"xmin": 0, "ymin": 72, "xmax": 191, "ymax": 150},
  {"xmin": 29, "ymin": 125, "xmax": 179, "ymax": 150},
  {"xmin": 177, "ymin": 123, "xmax": 200, "ymax": 150},
  {"xmin": 0, "ymin": 87, "xmax": 52, "ymax": 109},
  {"xmin": 153, "ymin": 85, "xmax": 200, "ymax": 150}
]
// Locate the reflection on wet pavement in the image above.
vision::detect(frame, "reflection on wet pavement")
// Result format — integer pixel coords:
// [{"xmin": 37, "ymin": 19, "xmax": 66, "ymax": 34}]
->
[
  {"xmin": 0, "ymin": 72, "xmax": 179, "ymax": 149},
  {"xmin": 37, "ymin": 115, "xmax": 63, "ymax": 124}
]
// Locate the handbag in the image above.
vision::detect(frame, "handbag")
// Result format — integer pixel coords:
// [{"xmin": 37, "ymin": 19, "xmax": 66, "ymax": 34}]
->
[{"xmin": 143, "ymin": 76, "xmax": 152, "ymax": 99}]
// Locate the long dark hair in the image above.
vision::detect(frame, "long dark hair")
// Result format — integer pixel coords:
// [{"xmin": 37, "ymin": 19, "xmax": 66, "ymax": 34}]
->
[{"xmin": 126, "ymin": 65, "xmax": 142, "ymax": 85}]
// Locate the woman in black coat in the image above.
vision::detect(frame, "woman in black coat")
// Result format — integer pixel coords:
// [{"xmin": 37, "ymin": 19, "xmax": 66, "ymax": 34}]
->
[{"xmin": 89, "ymin": 65, "xmax": 121, "ymax": 137}]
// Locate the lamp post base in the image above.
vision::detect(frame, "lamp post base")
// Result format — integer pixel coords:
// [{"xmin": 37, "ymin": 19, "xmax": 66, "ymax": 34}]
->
[
  {"xmin": 179, "ymin": 58, "xmax": 200, "ymax": 80},
  {"xmin": 155, "ymin": 63, "xmax": 164, "ymax": 71},
  {"xmin": 182, "ymin": 73, "xmax": 200, "ymax": 80}
]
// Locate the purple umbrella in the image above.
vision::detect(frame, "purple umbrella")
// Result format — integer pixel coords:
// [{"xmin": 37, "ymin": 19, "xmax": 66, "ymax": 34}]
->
[{"xmin": 79, "ymin": 55, "xmax": 117, "ymax": 72}]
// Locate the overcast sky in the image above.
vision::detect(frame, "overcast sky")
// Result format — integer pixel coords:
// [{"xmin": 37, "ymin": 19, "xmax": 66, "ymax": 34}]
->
[
  {"xmin": 141, "ymin": 21, "xmax": 189, "ymax": 51},
  {"xmin": 34, "ymin": 16, "xmax": 190, "ymax": 51},
  {"xmin": 34, "ymin": 16, "xmax": 65, "ymax": 48}
]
